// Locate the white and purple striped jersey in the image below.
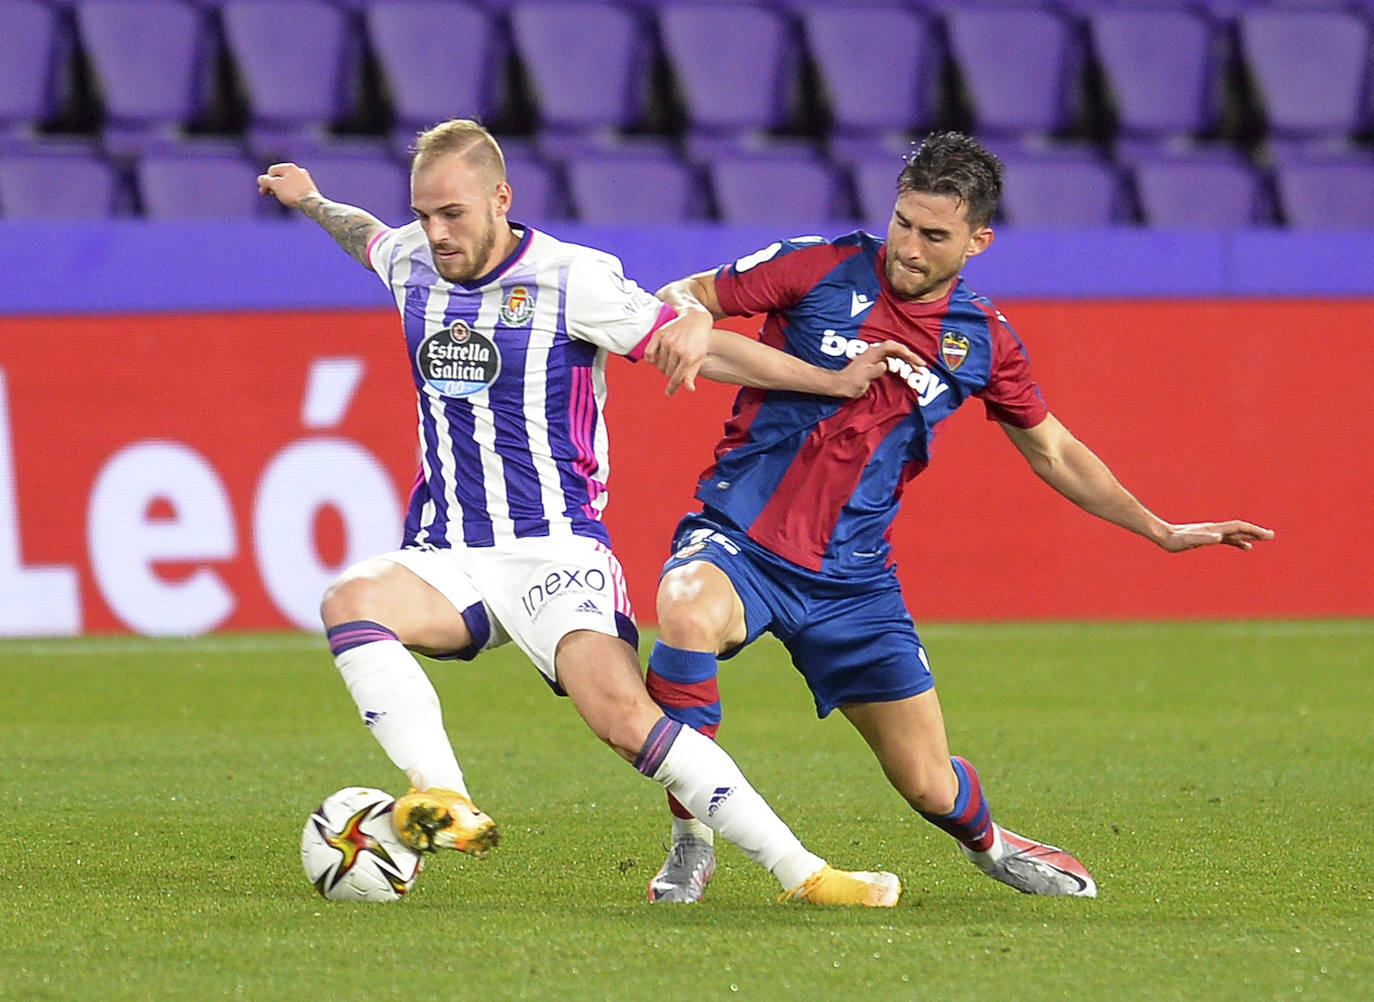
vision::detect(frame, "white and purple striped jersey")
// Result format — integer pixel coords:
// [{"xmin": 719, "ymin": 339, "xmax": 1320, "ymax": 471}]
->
[{"xmin": 366, "ymin": 222, "xmax": 674, "ymax": 550}]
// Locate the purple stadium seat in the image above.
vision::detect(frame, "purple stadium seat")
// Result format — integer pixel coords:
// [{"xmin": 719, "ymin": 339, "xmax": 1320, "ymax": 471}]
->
[
  {"xmin": 1275, "ymin": 158, "xmax": 1374, "ymax": 228},
  {"xmin": 943, "ymin": 5, "xmax": 1081, "ymax": 138},
  {"xmin": 658, "ymin": 2, "xmax": 798, "ymax": 151},
  {"xmin": 77, "ymin": 0, "xmax": 214, "ymax": 153},
  {"xmin": 1238, "ymin": 9, "xmax": 1372, "ymax": 140},
  {"xmin": 509, "ymin": 1, "xmax": 652, "ymax": 144},
  {"xmin": 563, "ymin": 153, "xmax": 698, "ymax": 223},
  {"xmin": 850, "ymin": 155, "xmax": 904, "ymax": 228},
  {"xmin": 996, "ymin": 152, "xmax": 1125, "ymax": 227},
  {"xmin": 799, "ymin": 4, "xmax": 937, "ymax": 152},
  {"xmin": 136, "ymin": 149, "xmax": 266, "ymax": 220},
  {"xmin": 0, "ymin": 0, "xmax": 67, "ymax": 137},
  {"xmin": 1088, "ymin": 7, "xmax": 1219, "ymax": 142},
  {"xmin": 504, "ymin": 151, "xmax": 566, "ymax": 224},
  {"xmin": 1131, "ymin": 153, "xmax": 1268, "ymax": 228},
  {"xmin": 220, "ymin": 0, "xmax": 358, "ymax": 156},
  {"xmin": 367, "ymin": 1, "xmax": 505, "ymax": 156},
  {"xmin": 0, "ymin": 152, "xmax": 122, "ymax": 218},
  {"xmin": 710, "ymin": 153, "xmax": 847, "ymax": 225},
  {"xmin": 289, "ymin": 153, "xmax": 412, "ymax": 228}
]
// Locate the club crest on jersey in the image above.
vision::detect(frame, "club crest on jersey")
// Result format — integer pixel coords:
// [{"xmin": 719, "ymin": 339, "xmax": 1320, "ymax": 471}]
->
[
  {"xmin": 416, "ymin": 320, "xmax": 501, "ymax": 398},
  {"xmin": 499, "ymin": 285, "xmax": 535, "ymax": 327},
  {"xmin": 940, "ymin": 331, "xmax": 971, "ymax": 371}
]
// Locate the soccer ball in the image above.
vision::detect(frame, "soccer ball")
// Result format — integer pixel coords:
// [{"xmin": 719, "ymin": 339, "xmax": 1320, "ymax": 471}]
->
[{"xmin": 301, "ymin": 787, "xmax": 423, "ymax": 902}]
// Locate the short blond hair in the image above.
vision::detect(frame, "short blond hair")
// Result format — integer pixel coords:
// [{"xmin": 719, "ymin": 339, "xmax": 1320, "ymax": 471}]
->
[{"xmin": 410, "ymin": 119, "xmax": 506, "ymax": 183}]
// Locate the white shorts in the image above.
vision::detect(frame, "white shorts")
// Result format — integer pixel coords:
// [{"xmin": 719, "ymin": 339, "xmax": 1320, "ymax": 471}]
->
[{"xmin": 379, "ymin": 536, "xmax": 637, "ymax": 686}]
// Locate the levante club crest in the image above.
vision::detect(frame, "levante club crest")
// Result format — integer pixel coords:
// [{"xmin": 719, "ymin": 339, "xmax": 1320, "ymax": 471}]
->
[{"xmin": 940, "ymin": 331, "xmax": 970, "ymax": 371}]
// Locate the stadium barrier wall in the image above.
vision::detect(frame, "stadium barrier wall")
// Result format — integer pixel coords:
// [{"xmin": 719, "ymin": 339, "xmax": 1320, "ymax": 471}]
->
[{"xmin": 2, "ymin": 222, "xmax": 1371, "ymax": 635}]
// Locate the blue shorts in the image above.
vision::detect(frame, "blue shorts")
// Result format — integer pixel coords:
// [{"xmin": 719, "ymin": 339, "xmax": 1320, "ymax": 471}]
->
[{"xmin": 661, "ymin": 512, "xmax": 935, "ymax": 718}]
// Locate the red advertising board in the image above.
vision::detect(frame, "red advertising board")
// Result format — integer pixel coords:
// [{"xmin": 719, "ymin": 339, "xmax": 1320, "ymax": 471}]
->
[{"xmin": 2, "ymin": 300, "xmax": 1370, "ymax": 636}]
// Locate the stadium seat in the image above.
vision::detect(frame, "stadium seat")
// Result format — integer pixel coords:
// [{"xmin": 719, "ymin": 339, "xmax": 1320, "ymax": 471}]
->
[
  {"xmin": 657, "ymin": 2, "xmax": 799, "ymax": 154},
  {"xmin": 0, "ymin": 0, "xmax": 67, "ymax": 139},
  {"xmin": 0, "ymin": 151, "xmax": 123, "ymax": 218},
  {"xmin": 135, "ymin": 149, "xmax": 267, "ymax": 220},
  {"xmin": 76, "ymin": 0, "xmax": 215, "ymax": 154},
  {"xmin": 1237, "ymin": 9, "xmax": 1372, "ymax": 141},
  {"xmin": 849, "ymin": 155, "xmax": 904, "ymax": 229},
  {"xmin": 220, "ymin": 0, "xmax": 359, "ymax": 157},
  {"xmin": 995, "ymin": 151, "xmax": 1126, "ymax": 227},
  {"xmin": 1130, "ymin": 153, "xmax": 1269, "ymax": 228},
  {"xmin": 1274, "ymin": 158, "xmax": 1374, "ymax": 228},
  {"xmin": 798, "ymin": 4, "xmax": 938, "ymax": 156},
  {"xmin": 709, "ymin": 153, "xmax": 849, "ymax": 225},
  {"xmin": 563, "ymin": 152, "xmax": 699, "ymax": 224},
  {"xmin": 287, "ymin": 153, "xmax": 412, "ymax": 228},
  {"xmin": 504, "ymin": 151, "xmax": 567, "ymax": 224},
  {"xmin": 509, "ymin": 1, "xmax": 653, "ymax": 148},
  {"xmin": 942, "ymin": 5, "xmax": 1082, "ymax": 139},
  {"xmin": 1087, "ymin": 6, "xmax": 1220, "ymax": 143},
  {"xmin": 366, "ymin": 1, "xmax": 506, "ymax": 157}
]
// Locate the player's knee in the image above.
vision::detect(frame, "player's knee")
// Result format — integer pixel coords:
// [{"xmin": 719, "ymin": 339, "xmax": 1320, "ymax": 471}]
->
[
  {"xmin": 320, "ymin": 569, "xmax": 383, "ymax": 628},
  {"xmin": 656, "ymin": 575, "xmax": 731, "ymax": 650}
]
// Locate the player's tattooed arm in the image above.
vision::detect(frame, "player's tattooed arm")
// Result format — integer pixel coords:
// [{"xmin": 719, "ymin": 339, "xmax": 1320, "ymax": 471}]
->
[
  {"xmin": 296, "ymin": 192, "xmax": 387, "ymax": 270},
  {"xmin": 257, "ymin": 163, "xmax": 386, "ymax": 270}
]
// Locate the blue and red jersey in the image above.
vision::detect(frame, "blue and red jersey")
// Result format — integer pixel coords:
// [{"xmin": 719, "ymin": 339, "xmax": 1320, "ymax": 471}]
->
[{"xmin": 699, "ymin": 231, "xmax": 1048, "ymax": 576}]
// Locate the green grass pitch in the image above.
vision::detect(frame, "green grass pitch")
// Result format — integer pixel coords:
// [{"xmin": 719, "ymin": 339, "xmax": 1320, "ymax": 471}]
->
[{"xmin": 2, "ymin": 621, "xmax": 1370, "ymax": 1001}]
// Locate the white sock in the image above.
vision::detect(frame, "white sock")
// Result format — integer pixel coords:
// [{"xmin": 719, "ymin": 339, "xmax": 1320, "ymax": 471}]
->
[
  {"xmin": 648, "ymin": 725, "xmax": 824, "ymax": 890},
  {"xmin": 334, "ymin": 639, "xmax": 468, "ymax": 796},
  {"xmin": 672, "ymin": 815, "xmax": 715, "ymax": 846}
]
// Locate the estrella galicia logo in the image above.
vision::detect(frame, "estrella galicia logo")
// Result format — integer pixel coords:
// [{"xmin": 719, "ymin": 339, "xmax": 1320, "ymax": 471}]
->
[{"xmin": 416, "ymin": 320, "xmax": 501, "ymax": 397}]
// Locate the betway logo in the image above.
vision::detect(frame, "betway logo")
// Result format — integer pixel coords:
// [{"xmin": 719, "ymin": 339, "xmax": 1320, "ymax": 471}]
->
[{"xmin": 820, "ymin": 333, "xmax": 950, "ymax": 407}]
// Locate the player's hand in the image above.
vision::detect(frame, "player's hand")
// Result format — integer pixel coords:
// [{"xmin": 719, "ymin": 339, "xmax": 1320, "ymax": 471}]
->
[
  {"xmin": 1158, "ymin": 520, "xmax": 1275, "ymax": 552},
  {"xmin": 830, "ymin": 340, "xmax": 927, "ymax": 399},
  {"xmin": 257, "ymin": 162, "xmax": 320, "ymax": 209},
  {"xmin": 645, "ymin": 307, "xmax": 711, "ymax": 395}
]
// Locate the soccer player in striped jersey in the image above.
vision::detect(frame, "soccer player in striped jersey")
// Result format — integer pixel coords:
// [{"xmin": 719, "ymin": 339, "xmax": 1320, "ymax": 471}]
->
[
  {"xmin": 642, "ymin": 132, "xmax": 1274, "ymax": 902},
  {"xmin": 257, "ymin": 119, "xmax": 919, "ymax": 906}
]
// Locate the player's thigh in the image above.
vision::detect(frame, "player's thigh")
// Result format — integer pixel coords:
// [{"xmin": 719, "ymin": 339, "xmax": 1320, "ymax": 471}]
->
[{"xmin": 321, "ymin": 553, "xmax": 476, "ymax": 655}]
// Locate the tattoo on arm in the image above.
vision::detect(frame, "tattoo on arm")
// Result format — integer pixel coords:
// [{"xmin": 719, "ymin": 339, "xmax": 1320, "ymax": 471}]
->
[{"xmin": 297, "ymin": 192, "xmax": 386, "ymax": 270}]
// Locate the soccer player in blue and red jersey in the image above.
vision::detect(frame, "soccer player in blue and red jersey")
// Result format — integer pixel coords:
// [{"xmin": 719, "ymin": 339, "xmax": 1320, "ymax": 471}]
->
[{"xmin": 642, "ymin": 132, "xmax": 1274, "ymax": 902}]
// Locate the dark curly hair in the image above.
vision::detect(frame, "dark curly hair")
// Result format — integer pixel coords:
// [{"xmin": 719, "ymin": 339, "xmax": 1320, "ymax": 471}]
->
[{"xmin": 897, "ymin": 132, "xmax": 1004, "ymax": 230}]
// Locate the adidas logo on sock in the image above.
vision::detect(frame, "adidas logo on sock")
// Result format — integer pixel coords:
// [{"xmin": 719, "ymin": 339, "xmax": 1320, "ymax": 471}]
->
[
  {"xmin": 574, "ymin": 599, "xmax": 601, "ymax": 614},
  {"xmin": 363, "ymin": 710, "xmax": 387, "ymax": 728},
  {"xmin": 707, "ymin": 786, "xmax": 735, "ymax": 816}
]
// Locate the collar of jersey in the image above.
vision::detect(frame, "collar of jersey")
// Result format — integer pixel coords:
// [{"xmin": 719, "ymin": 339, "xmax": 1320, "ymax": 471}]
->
[{"xmin": 453, "ymin": 223, "xmax": 533, "ymax": 290}]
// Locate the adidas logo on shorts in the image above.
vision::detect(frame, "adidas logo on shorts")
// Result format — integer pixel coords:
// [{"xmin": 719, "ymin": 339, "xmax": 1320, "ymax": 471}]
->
[{"xmin": 574, "ymin": 599, "xmax": 601, "ymax": 614}]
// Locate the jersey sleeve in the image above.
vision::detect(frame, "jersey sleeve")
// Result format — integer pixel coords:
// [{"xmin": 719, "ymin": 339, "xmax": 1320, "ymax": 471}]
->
[
  {"xmin": 714, "ymin": 237, "xmax": 846, "ymax": 317},
  {"xmin": 564, "ymin": 251, "xmax": 675, "ymax": 360},
  {"xmin": 366, "ymin": 226, "xmax": 403, "ymax": 287},
  {"xmin": 976, "ymin": 307, "xmax": 1049, "ymax": 428}
]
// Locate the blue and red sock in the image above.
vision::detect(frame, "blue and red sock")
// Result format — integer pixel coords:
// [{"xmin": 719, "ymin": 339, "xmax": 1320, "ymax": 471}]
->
[
  {"xmin": 645, "ymin": 641, "xmax": 721, "ymax": 820},
  {"xmin": 920, "ymin": 755, "xmax": 996, "ymax": 853}
]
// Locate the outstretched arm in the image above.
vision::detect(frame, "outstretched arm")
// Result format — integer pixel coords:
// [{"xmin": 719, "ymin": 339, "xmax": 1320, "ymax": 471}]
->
[
  {"xmin": 647, "ymin": 271, "xmax": 728, "ymax": 394},
  {"xmin": 257, "ymin": 163, "xmax": 387, "ymax": 270},
  {"xmin": 1001, "ymin": 414, "xmax": 1275, "ymax": 552},
  {"xmin": 702, "ymin": 331, "xmax": 923, "ymax": 399}
]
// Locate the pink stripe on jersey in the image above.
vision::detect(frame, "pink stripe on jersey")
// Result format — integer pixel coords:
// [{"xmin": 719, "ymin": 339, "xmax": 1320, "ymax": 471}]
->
[
  {"xmin": 593, "ymin": 540, "xmax": 634, "ymax": 617},
  {"xmin": 568, "ymin": 366, "xmax": 607, "ymax": 520},
  {"xmin": 625, "ymin": 302, "xmax": 678, "ymax": 362},
  {"xmin": 365, "ymin": 228, "xmax": 392, "ymax": 271}
]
